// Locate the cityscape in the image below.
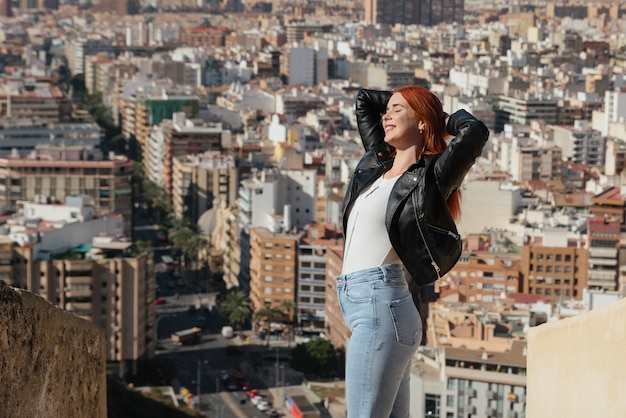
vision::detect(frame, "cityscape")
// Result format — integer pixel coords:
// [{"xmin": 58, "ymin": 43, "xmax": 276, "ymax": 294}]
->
[{"xmin": 1, "ymin": 0, "xmax": 626, "ymax": 417}]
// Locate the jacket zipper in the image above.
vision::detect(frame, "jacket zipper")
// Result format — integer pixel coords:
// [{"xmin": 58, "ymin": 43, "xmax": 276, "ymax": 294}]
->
[
  {"xmin": 412, "ymin": 194, "xmax": 441, "ymax": 280},
  {"xmin": 428, "ymin": 223, "xmax": 460, "ymax": 240}
]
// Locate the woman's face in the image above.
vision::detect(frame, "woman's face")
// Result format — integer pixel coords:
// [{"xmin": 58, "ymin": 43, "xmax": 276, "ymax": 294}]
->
[{"xmin": 382, "ymin": 92, "xmax": 424, "ymax": 149}]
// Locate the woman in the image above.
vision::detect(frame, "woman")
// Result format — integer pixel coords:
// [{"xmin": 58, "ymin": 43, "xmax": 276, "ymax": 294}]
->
[{"xmin": 337, "ymin": 87, "xmax": 489, "ymax": 418}]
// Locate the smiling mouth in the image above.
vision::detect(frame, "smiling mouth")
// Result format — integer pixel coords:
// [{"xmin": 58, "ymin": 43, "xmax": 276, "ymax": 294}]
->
[{"xmin": 384, "ymin": 125, "xmax": 395, "ymax": 133}]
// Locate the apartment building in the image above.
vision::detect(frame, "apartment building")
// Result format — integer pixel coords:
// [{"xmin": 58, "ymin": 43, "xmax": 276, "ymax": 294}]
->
[
  {"xmin": 365, "ymin": 0, "xmax": 463, "ymax": 26},
  {"xmin": 604, "ymin": 139, "xmax": 626, "ymax": 177},
  {"xmin": 222, "ymin": 203, "xmax": 242, "ymax": 289},
  {"xmin": 146, "ymin": 113, "xmax": 229, "ymax": 198},
  {"xmin": 0, "ymin": 119, "xmax": 102, "ymax": 154},
  {"xmin": 0, "ymin": 147, "xmax": 133, "ymax": 233},
  {"xmin": 249, "ymin": 227, "xmax": 301, "ymax": 313},
  {"xmin": 37, "ymin": 244, "xmax": 154, "ymax": 368},
  {"xmin": 65, "ymin": 36, "xmax": 114, "ymax": 75},
  {"xmin": 494, "ymin": 94, "xmax": 558, "ymax": 133},
  {"xmin": 180, "ymin": 26, "xmax": 231, "ymax": 48},
  {"xmin": 447, "ymin": 253, "xmax": 521, "ymax": 304},
  {"xmin": 589, "ymin": 186, "xmax": 624, "ymax": 224},
  {"xmin": 287, "ymin": 45, "xmax": 328, "ymax": 88},
  {"xmin": 0, "ymin": 80, "xmax": 71, "ymax": 122},
  {"xmin": 587, "ymin": 218, "xmax": 620, "ymax": 292},
  {"xmin": 412, "ymin": 345, "xmax": 527, "ymax": 418},
  {"xmin": 552, "ymin": 121, "xmax": 605, "ymax": 167},
  {"xmin": 2, "ymin": 198, "xmax": 154, "ymax": 370},
  {"xmin": 296, "ymin": 222, "xmax": 342, "ymax": 328},
  {"xmin": 135, "ymin": 93, "xmax": 199, "ymax": 167},
  {"xmin": 521, "ymin": 235, "xmax": 588, "ymax": 303},
  {"xmin": 171, "ymin": 151, "xmax": 238, "ymax": 223},
  {"xmin": 84, "ymin": 54, "xmax": 113, "ymax": 95},
  {"xmin": 275, "ymin": 91, "xmax": 325, "ymax": 118}
]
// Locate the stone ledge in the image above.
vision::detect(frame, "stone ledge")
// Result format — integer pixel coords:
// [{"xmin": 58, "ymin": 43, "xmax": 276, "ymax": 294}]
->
[{"xmin": 0, "ymin": 281, "xmax": 106, "ymax": 418}]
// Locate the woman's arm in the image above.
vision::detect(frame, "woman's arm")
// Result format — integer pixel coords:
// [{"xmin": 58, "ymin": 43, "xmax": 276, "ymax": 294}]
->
[
  {"xmin": 434, "ymin": 109, "xmax": 489, "ymax": 198},
  {"xmin": 356, "ymin": 89, "xmax": 392, "ymax": 152}
]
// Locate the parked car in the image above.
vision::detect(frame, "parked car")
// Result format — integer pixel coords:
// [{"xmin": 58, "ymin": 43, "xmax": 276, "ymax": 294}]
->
[
  {"xmin": 250, "ymin": 395, "xmax": 264, "ymax": 406},
  {"xmin": 226, "ymin": 379, "xmax": 238, "ymax": 391},
  {"xmin": 256, "ymin": 401, "xmax": 271, "ymax": 411},
  {"xmin": 154, "ymin": 297, "xmax": 167, "ymax": 305},
  {"xmin": 247, "ymin": 389, "xmax": 260, "ymax": 399}
]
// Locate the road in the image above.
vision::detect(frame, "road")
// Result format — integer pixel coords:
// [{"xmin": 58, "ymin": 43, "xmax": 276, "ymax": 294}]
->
[
  {"xmin": 134, "ymin": 199, "xmax": 295, "ymax": 417},
  {"xmin": 155, "ymin": 291, "xmax": 297, "ymax": 418}
]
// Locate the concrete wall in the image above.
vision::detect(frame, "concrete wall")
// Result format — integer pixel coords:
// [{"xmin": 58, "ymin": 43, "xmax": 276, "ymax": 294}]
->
[
  {"xmin": 527, "ymin": 297, "xmax": 626, "ymax": 418},
  {"xmin": 0, "ymin": 281, "xmax": 106, "ymax": 418}
]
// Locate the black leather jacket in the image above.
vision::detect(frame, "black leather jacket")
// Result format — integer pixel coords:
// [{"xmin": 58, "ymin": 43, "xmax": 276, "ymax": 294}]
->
[{"xmin": 342, "ymin": 89, "xmax": 489, "ymax": 297}]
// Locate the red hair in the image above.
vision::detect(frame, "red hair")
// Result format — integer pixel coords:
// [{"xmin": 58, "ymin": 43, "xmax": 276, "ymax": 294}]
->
[{"xmin": 395, "ymin": 86, "xmax": 462, "ymax": 219}]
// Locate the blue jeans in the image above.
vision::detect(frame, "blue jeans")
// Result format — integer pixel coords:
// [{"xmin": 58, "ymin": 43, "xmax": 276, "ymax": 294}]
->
[{"xmin": 336, "ymin": 264, "xmax": 422, "ymax": 418}]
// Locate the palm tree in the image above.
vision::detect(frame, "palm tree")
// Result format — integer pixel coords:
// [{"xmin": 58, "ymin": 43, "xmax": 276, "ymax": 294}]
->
[
  {"xmin": 280, "ymin": 300, "xmax": 296, "ymax": 323},
  {"xmin": 168, "ymin": 218, "xmax": 208, "ymax": 285},
  {"xmin": 255, "ymin": 302, "xmax": 285, "ymax": 346},
  {"xmin": 219, "ymin": 289, "xmax": 252, "ymax": 330}
]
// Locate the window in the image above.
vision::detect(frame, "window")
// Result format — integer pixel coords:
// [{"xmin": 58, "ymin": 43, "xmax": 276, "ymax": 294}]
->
[{"xmin": 425, "ymin": 394, "xmax": 441, "ymax": 418}]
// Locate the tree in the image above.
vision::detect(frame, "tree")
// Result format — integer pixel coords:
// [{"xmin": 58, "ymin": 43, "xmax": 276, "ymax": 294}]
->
[
  {"xmin": 219, "ymin": 289, "xmax": 252, "ymax": 330},
  {"xmin": 134, "ymin": 240, "xmax": 154, "ymax": 255},
  {"xmin": 254, "ymin": 303, "xmax": 284, "ymax": 327},
  {"xmin": 290, "ymin": 338, "xmax": 338, "ymax": 377},
  {"xmin": 254, "ymin": 302, "xmax": 285, "ymax": 345},
  {"xmin": 280, "ymin": 300, "xmax": 296, "ymax": 322}
]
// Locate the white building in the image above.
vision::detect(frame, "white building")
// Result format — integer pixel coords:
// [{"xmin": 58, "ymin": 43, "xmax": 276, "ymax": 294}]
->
[
  {"xmin": 552, "ymin": 120, "xmax": 605, "ymax": 167},
  {"xmin": 457, "ymin": 179, "xmax": 524, "ymax": 238},
  {"xmin": 6, "ymin": 196, "xmax": 124, "ymax": 260}
]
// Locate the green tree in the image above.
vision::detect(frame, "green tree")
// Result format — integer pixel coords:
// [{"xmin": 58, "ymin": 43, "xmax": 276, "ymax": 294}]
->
[
  {"xmin": 290, "ymin": 338, "xmax": 338, "ymax": 377},
  {"xmin": 219, "ymin": 289, "xmax": 252, "ymax": 330},
  {"xmin": 134, "ymin": 239, "xmax": 154, "ymax": 255},
  {"xmin": 168, "ymin": 217, "xmax": 207, "ymax": 273},
  {"xmin": 280, "ymin": 299, "xmax": 295, "ymax": 322},
  {"xmin": 140, "ymin": 178, "xmax": 171, "ymax": 225},
  {"xmin": 254, "ymin": 303, "xmax": 284, "ymax": 327}
]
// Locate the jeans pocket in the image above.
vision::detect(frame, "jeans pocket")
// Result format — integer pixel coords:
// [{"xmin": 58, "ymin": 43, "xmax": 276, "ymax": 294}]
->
[
  {"xmin": 388, "ymin": 294, "xmax": 421, "ymax": 346},
  {"xmin": 345, "ymin": 281, "xmax": 373, "ymax": 304}
]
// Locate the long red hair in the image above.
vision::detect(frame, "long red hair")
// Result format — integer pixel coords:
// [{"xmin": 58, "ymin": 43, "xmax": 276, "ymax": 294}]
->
[{"xmin": 395, "ymin": 86, "xmax": 462, "ymax": 219}]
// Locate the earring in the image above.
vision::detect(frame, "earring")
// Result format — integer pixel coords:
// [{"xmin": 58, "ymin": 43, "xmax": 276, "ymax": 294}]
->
[{"xmin": 419, "ymin": 128, "xmax": 424, "ymax": 134}]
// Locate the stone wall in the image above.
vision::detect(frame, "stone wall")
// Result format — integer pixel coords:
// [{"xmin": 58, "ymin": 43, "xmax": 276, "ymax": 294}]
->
[
  {"xmin": 527, "ymin": 297, "xmax": 626, "ymax": 418},
  {"xmin": 0, "ymin": 281, "xmax": 106, "ymax": 418}
]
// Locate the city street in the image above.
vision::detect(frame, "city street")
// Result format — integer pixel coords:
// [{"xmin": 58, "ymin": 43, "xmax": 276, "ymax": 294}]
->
[
  {"xmin": 134, "ymin": 199, "xmax": 305, "ymax": 417},
  {"xmin": 155, "ymin": 291, "xmax": 301, "ymax": 418}
]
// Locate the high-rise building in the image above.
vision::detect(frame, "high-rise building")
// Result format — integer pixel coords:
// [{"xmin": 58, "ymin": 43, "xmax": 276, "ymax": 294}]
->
[
  {"xmin": 587, "ymin": 217, "xmax": 620, "ymax": 292},
  {"xmin": 1, "ymin": 0, "xmax": 12, "ymax": 17},
  {"xmin": 521, "ymin": 233, "xmax": 588, "ymax": 304},
  {"xmin": 171, "ymin": 151, "xmax": 238, "ymax": 223},
  {"xmin": 296, "ymin": 223, "xmax": 342, "ymax": 328},
  {"xmin": 2, "ymin": 199, "xmax": 155, "ymax": 370},
  {"xmin": 147, "ymin": 113, "xmax": 229, "ymax": 199},
  {"xmin": 365, "ymin": 0, "xmax": 463, "ymax": 26},
  {"xmin": 249, "ymin": 227, "xmax": 301, "ymax": 314},
  {"xmin": 0, "ymin": 147, "xmax": 133, "ymax": 233}
]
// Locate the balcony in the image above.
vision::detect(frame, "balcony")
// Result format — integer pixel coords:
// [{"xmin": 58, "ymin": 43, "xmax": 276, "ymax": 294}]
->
[{"xmin": 527, "ymin": 298, "xmax": 626, "ymax": 417}]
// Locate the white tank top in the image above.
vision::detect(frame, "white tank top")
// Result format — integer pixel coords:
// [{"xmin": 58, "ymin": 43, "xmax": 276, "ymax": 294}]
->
[{"xmin": 342, "ymin": 174, "xmax": 402, "ymax": 275}]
